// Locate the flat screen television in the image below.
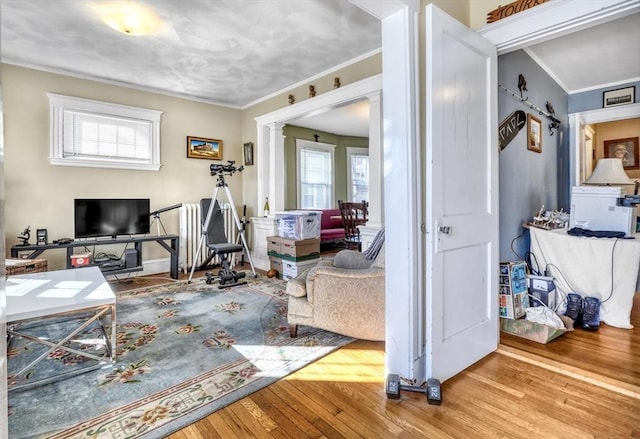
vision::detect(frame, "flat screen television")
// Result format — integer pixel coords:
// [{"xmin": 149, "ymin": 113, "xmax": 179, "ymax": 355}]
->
[{"xmin": 74, "ymin": 198, "xmax": 150, "ymax": 239}]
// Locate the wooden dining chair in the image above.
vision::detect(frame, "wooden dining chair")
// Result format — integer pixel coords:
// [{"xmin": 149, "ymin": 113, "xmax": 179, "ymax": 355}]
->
[{"xmin": 338, "ymin": 200, "xmax": 368, "ymax": 250}]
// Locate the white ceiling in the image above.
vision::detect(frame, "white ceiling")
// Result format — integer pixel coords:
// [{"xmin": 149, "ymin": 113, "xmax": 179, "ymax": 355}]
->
[
  {"xmin": 0, "ymin": 0, "xmax": 381, "ymax": 108},
  {"xmin": 525, "ymin": 12, "xmax": 640, "ymax": 93},
  {"xmin": 1, "ymin": 1, "xmax": 638, "ymax": 138}
]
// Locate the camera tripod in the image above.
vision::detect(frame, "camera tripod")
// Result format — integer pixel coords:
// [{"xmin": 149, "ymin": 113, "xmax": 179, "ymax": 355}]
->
[{"xmin": 188, "ymin": 162, "xmax": 257, "ymax": 285}]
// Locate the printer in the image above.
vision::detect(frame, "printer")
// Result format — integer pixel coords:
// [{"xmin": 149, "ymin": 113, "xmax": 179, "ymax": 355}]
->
[{"xmin": 569, "ymin": 186, "xmax": 636, "ymax": 237}]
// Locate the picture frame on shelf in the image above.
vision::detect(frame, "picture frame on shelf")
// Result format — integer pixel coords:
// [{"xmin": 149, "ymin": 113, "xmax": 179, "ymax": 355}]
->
[
  {"xmin": 527, "ymin": 113, "xmax": 542, "ymax": 153},
  {"xmin": 243, "ymin": 142, "xmax": 254, "ymax": 166},
  {"xmin": 187, "ymin": 136, "xmax": 222, "ymax": 160},
  {"xmin": 604, "ymin": 137, "xmax": 639, "ymax": 170},
  {"xmin": 603, "ymin": 86, "xmax": 635, "ymax": 108}
]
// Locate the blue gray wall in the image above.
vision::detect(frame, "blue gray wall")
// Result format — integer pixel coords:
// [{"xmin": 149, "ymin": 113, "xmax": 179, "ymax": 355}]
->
[
  {"xmin": 498, "ymin": 50, "xmax": 569, "ymax": 262},
  {"xmin": 569, "ymin": 81, "xmax": 639, "ymax": 113}
]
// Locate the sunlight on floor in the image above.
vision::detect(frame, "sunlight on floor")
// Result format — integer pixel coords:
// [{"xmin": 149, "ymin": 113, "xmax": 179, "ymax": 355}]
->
[
  {"xmin": 229, "ymin": 341, "xmax": 386, "ymax": 383},
  {"xmin": 283, "ymin": 345, "xmax": 385, "ymax": 383}
]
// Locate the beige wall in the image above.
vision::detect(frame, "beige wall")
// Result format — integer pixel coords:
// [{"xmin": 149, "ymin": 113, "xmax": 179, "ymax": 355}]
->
[
  {"xmin": 3, "ymin": 64, "xmax": 242, "ymax": 270},
  {"xmin": 428, "ymin": 0, "xmax": 470, "ymax": 27},
  {"xmin": 468, "ymin": 0, "xmax": 503, "ymax": 29},
  {"xmin": 594, "ymin": 118, "xmax": 640, "ymax": 179}
]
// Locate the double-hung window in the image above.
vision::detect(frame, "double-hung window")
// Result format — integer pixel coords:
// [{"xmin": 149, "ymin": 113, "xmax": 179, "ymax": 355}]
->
[
  {"xmin": 296, "ymin": 139, "xmax": 335, "ymax": 209},
  {"xmin": 346, "ymin": 147, "xmax": 369, "ymax": 202},
  {"xmin": 48, "ymin": 93, "xmax": 163, "ymax": 171}
]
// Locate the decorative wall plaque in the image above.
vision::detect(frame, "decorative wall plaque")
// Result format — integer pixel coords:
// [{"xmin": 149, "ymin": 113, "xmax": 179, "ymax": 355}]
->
[
  {"xmin": 498, "ymin": 110, "xmax": 526, "ymax": 151},
  {"xmin": 487, "ymin": 0, "xmax": 549, "ymax": 24}
]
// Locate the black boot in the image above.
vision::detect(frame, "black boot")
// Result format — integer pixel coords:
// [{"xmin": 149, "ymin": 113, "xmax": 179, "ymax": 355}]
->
[
  {"xmin": 581, "ymin": 296, "xmax": 601, "ymax": 331},
  {"xmin": 564, "ymin": 293, "xmax": 583, "ymax": 324}
]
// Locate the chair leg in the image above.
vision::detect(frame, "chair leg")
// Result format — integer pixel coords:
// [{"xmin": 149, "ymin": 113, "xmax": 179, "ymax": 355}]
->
[{"xmin": 289, "ymin": 324, "xmax": 298, "ymax": 338}]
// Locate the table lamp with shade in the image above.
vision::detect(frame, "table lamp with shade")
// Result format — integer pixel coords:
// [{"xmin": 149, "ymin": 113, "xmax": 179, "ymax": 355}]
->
[{"xmin": 584, "ymin": 158, "xmax": 634, "ymax": 187}]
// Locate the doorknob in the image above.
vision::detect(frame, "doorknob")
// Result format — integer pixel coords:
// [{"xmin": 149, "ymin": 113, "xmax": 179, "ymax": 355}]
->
[{"xmin": 438, "ymin": 225, "xmax": 452, "ymax": 235}]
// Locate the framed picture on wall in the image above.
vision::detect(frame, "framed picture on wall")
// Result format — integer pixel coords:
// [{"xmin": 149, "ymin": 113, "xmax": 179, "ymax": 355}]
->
[
  {"xmin": 603, "ymin": 86, "xmax": 635, "ymax": 108},
  {"xmin": 604, "ymin": 137, "xmax": 640, "ymax": 170},
  {"xmin": 243, "ymin": 142, "xmax": 254, "ymax": 166},
  {"xmin": 527, "ymin": 113, "xmax": 542, "ymax": 153},
  {"xmin": 187, "ymin": 136, "xmax": 222, "ymax": 160}
]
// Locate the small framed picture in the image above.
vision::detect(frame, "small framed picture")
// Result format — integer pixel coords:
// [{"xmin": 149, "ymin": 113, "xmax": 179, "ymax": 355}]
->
[
  {"xmin": 604, "ymin": 137, "xmax": 640, "ymax": 170},
  {"xmin": 527, "ymin": 113, "xmax": 542, "ymax": 153},
  {"xmin": 243, "ymin": 142, "xmax": 254, "ymax": 166},
  {"xmin": 187, "ymin": 136, "xmax": 222, "ymax": 160},
  {"xmin": 603, "ymin": 86, "xmax": 635, "ymax": 108}
]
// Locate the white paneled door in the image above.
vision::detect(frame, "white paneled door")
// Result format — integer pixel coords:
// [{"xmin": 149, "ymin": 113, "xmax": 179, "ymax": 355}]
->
[{"xmin": 424, "ymin": 4, "xmax": 499, "ymax": 382}]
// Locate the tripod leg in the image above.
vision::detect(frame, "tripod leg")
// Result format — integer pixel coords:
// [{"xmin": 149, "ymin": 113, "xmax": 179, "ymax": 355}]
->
[
  {"xmin": 188, "ymin": 186, "xmax": 220, "ymax": 283},
  {"xmin": 223, "ymin": 186, "xmax": 257, "ymax": 277}
]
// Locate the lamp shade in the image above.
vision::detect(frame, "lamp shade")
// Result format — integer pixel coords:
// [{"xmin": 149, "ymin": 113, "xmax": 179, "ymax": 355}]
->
[{"xmin": 583, "ymin": 158, "xmax": 634, "ymax": 185}]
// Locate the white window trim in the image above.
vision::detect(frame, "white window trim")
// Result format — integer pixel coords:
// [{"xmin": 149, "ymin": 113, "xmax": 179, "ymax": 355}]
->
[
  {"xmin": 296, "ymin": 139, "xmax": 336, "ymax": 208},
  {"xmin": 346, "ymin": 146, "xmax": 369, "ymax": 202},
  {"xmin": 47, "ymin": 93, "xmax": 163, "ymax": 171}
]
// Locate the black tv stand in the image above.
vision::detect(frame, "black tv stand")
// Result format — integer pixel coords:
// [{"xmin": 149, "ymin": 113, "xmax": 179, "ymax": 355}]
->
[{"xmin": 10, "ymin": 235, "xmax": 179, "ymax": 279}]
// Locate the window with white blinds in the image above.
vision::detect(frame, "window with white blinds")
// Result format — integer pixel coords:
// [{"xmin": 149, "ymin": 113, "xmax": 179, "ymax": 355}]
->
[
  {"xmin": 346, "ymin": 147, "xmax": 369, "ymax": 202},
  {"xmin": 48, "ymin": 93, "xmax": 163, "ymax": 171},
  {"xmin": 296, "ymin": 139, "xmax": 335, "ymax": 209}
]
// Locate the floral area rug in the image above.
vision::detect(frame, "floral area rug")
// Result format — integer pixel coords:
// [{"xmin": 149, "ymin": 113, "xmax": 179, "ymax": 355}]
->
[{"xmin": 7, "ymin": 275, "xmax": 353, "ymax": 439}]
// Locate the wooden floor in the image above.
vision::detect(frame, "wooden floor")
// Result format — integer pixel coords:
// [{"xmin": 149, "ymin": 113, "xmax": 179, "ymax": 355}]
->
[{"xmin": 108, "ymin": 271, "xmax": 640, "ymax": 438}]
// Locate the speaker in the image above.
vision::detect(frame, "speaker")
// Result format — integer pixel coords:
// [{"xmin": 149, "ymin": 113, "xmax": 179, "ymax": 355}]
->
[{"xmin": 124, "ymin": 249, "xmax": 138, "ymax": 268}]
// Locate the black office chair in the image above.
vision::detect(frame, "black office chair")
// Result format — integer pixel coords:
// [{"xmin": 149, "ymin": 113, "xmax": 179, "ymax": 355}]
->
[{"xmin": 200, "ymin": 198, "xmax": 246, "ymax": 288}]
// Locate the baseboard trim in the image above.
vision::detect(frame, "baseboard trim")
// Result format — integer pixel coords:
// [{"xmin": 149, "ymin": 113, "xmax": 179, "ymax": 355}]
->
[{"xmin": 142, "ymin": 258, "xmax": 170, "ymax": 275}]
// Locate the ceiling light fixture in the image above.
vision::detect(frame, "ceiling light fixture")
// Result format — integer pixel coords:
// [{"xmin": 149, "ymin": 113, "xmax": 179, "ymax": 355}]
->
[{"xmin": 98, "ymin": 1, "xmax": 162, "ymax": 36}]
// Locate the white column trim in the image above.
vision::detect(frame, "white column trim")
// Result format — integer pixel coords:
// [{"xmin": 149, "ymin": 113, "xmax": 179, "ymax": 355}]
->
[
  {"xmin": 381, "ymin": 5, "xmax": 422, "ymax": 380},
  {"xmin": 268, "ymin": 122, "xmax": 285, "ymax": 214},
  {"xmin": 366, "ymin": 90, "xmax": 383, "ymax": 228}
]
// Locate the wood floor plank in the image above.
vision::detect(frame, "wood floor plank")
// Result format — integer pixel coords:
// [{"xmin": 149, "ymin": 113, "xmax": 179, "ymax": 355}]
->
[
  {"xmin": 203, "ymin": 413, "xmax": 241, "ymax": 439},
  {"xmin": 249, "ymin": 389, "xmax": 317, "ymax": 439}
]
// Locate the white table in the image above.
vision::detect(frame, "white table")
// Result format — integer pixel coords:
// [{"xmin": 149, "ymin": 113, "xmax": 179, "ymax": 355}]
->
[
  {"xmin": 529, "ymin": 227, "xmax": 640, "ymax": 329},
  {"xmin": 6, "ymin": 266, "xmax": 116, "ymax": 390}
]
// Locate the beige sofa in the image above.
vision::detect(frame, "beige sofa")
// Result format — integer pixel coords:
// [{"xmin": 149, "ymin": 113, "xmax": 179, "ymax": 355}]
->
[{"xmin": 285, "ymin": 247, "xmax": 385, "ymax": 341}]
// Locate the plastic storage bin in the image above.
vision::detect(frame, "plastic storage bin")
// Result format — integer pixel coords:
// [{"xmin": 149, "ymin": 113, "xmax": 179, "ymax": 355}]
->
[{"xmin": 276, "ymin": 211, "xmax": 322, "ymax": 240}]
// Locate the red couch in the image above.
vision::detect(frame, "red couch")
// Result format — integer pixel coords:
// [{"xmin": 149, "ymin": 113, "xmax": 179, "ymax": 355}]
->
[
  {"xmin": 319, "ymin": 208, "xmax": 345, "ymax": 244},
  {"xmin": 299, "ymin": 208, "xmax": 344, "ymax": 244}
]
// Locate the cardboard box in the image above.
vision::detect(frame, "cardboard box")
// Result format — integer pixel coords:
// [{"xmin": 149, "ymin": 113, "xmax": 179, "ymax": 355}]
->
[
  {"xmin": 282, "ymin": 258, "xmax": 319, "ymax": 280},
  {"xmin": 499, "ymin": 261, "xmax": 529, "ymax": 319},
  {"xmin": 71, "ymin": 253, "xmax": 91, "ymax": 267},
  {"xmin": 276, "ymin": 211, "xmax": 321, "ymax": 240},
  {"xmin": 500, "ymin": 318, "xmax": 566, "ymax": 344},
  {"xmin": 527, "ymin": 274, "xmax": 556, "ymax": 308},
  {"xmin": 266, "ymin": 236, "xmax": 320, "ymax": 261}
]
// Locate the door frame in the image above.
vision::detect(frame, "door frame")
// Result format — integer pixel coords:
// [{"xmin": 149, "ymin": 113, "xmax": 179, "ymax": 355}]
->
[{"xmin": 570, "ymin": 103, "xmax": 640, "ymax": 187}]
